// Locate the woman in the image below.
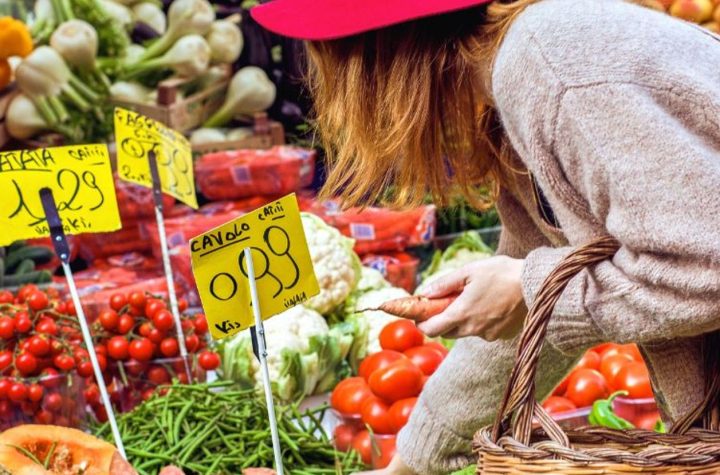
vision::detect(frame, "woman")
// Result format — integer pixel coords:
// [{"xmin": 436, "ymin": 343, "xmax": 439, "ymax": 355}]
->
[{"xmin": 252, "ymin": 0, "xmax": 720, "ymax": 473}]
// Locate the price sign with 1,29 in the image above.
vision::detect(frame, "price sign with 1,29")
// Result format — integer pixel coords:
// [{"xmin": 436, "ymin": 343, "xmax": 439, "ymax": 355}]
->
[
  {"xmin": 0, "ymin": 144, "xmax": 121, "ymax": 246},
  {"xmin": 190, "ymin": 194, "xmax": 320, "ymax": 339},
  {"xmin": 114, "ymin": 107, "xmax": 198, "ymax": 209}
]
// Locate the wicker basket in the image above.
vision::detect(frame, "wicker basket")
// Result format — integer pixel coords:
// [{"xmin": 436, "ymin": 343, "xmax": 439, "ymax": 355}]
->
[{"xmin": 474, "ymin": 236, "xmax": 720, "ymax": 474}]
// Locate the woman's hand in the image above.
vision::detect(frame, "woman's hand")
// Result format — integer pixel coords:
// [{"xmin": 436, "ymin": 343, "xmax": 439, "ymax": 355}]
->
[
  {"xmin": 417, "ymin": 256, "xmax": 527, "ymax": 340},
  {"xmin": 354, "ymin": 454, "xmax": 415, "ymax": 475}
]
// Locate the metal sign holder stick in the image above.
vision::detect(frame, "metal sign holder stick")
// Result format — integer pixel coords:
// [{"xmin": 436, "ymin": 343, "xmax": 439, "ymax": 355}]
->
[
  {"xmin": 245, "ymin": 247, "xmax": 285, "ymax": 475},
  {"xmin": 147, "ymin": 151, "xmax": 192, "ymax": 383},
  {"xmin": 39, "ymin": 188, "xmax": 126, "ymax": 459}
]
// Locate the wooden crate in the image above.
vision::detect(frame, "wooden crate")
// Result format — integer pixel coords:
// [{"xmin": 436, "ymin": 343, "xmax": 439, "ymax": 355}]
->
[
  {"xmin": 0, "ymin": 85, "xmax": 17, "ymax": 150},
  {"xmin": 191, "ymin": 113, "xmax": 285, "ymax": 155},
  {"xmin": 110, "ymin": 66, "xmax": 232, "ymax": 133}
]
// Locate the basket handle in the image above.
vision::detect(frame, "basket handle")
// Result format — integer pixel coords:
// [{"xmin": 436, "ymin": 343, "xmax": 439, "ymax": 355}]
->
[{"xmin": 490, "ymin": 236, "xmax": 720, "ymax": 445}]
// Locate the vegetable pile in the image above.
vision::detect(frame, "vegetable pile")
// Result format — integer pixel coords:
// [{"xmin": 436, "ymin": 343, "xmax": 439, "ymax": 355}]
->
[
  {"xmin": 0, "ymin": 242, "xmax": 54, "ymax": 287},
  {"xmin": 94, "ymin": 381, "xmax": 365, "ymax": 475}
]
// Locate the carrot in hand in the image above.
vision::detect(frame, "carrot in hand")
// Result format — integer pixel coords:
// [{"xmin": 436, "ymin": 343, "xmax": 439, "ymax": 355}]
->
[{"xmin": 371, "ymin": 295, "xmax": 458, "ymax": 322}]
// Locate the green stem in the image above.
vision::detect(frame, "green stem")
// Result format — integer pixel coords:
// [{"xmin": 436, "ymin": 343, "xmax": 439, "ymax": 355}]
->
[
  {"xmin": 122, "ymin": 57, "xmax": 168, "ymax": 80},
  {"xmin": 60, "ymin": 84, "xmax": 91, "ymax": 111},
  {"xmin": 47, "ymin": 95, "xmax": 69, "ymax": 123},
  {"xmin": 138, "ymin": 34, "xmax": 175, "ymax": 61},
  {"xmin": 68, "ymin": 74, "xmax": 100, "ymax": 102},
  {"xmin": 60, "ymin": 0, "xmax": 74, "ymax": 20},
  {"xmin": 35, "ymin": 97, "xmax": 59, "ymax": 126},
  {"xmin": 49, "ymin": 0, "xmax": 65, "ymax": 22},
  {"xmin": 202, "ymin": 104, "xmax": 232, "ymax": 128}
]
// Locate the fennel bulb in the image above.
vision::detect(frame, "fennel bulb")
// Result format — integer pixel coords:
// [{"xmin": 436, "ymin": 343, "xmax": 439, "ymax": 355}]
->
[
  {"xmin": 132, "ymin": 2, "xmax": 167, "ymax": 35},
  {"xmin": 139, "ymin": 0, "xmax": 214, "ymax": 61},
  {"xmin": 6, "ymin": 94, "xmax": 76, "ymax": 140},
  {"xmin": 99, "ymin": 0, "xmax": 133, "ymax": 28},
  {"xmin": 206, "ymin": 20, "xmax": 243, "ymax": 64},
  {"xmin": 125, "ymin": 34, "xmax": 210, "ymax": 78},
  {"xmin": 203, "ymin": 66, "xmax": 276, "ymax": 128},
  {"xmin": 109, "ymin": 81, "xmax": 152, "ymax": 102},
  {"xmin": 189, "ymin": 128, "xmax": 227, "ymax": 145}
]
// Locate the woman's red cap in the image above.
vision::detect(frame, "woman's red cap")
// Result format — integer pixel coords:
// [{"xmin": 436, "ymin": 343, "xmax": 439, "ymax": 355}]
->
[{"xmin": 250, "ymin": 0, "xmax": 493, "ymax": 41}]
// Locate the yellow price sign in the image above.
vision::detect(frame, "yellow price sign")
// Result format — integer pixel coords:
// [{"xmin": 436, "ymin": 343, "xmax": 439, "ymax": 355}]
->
[
  {"xmin": 190, "ymin": 194, "xmax": 320, "ymax": 339},
  {"xmin": 114, "ymin": 107, "xmax": 198, "ymax": 209},
  {"xmin": 0, "ymin": 144, "xmax": 121, "ymax": 246}
]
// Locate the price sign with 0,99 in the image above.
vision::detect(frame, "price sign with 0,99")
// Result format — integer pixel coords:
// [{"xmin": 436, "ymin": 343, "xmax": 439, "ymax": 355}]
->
[
  {"xmin": 0, "ymin": 144, "xmax": 121, "ymax": 246},
  {"xmin": 190, "ymin": 194, "xmax": 320, "ymax": 339},
  {"xmin": 114, "ymin": 107, "xmax": 198, "ymax": 209}
]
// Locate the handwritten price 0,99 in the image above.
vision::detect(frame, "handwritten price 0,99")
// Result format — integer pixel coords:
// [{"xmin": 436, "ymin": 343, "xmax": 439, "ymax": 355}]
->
[
  {"xmin": 9, "ymin": 168, "xmax": 105, "ymax": 231},
  {"xmin": 119, "ymin": 136, "xmax": 194, "ymax": 199}
]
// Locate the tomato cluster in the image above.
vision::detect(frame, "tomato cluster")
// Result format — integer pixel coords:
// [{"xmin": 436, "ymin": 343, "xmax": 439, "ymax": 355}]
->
[
  {"xmin": 330, "ymin": 320, "xmax": 449, "ymax": 469},
  {"xmin": 543, "ymin": 343, "xmax": 657, "ymax": 428}
]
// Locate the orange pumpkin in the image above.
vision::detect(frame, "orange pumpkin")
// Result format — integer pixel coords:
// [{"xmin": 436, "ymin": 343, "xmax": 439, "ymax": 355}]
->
[{"xmin": 0, "ymin": 425, "xmax": 136, "ymax": 475}]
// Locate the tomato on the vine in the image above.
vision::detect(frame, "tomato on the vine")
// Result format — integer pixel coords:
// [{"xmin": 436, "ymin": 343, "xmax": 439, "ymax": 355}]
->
[
  {"xmin": 0, "ymin": 379, "xmax": 10, "ymax": 399},
  {"xmin": 565, "ymin": 369, "xmax": 608, "ymax": 407},
  {"xmin": 198, "ymin": 351, "xmax": 220, "ymax": 371},
  {"xmin": 153, "ymin": 310, "xmax": 174, "ymax": 332},
  {"xmin": 28, "ymin": 335, "xmax": 51, "ymax": 357},
  {"xmin": 44, "ymin": 393, "xmax": 63, "ymax": 412},
  {"xmin": 35, "ymin": 409, "xmax": 53, "ymax": 424},
  {"xmin": 361, "ymin": 397, "xmax": 394, "ymax": 434},
  {"xmin": 388, "ymin": 397, "xmax": 417, "ymax": 432},
  {"xmin": 64, "ymin": 300, "xmax": 76, "ymax": 316},
  {"xmin": 404, "ymin": 345, "xmax": 444, "ymax": 376},
  {"xmin": 0, "ymin": 351, "xmax": 13, "ymax": 372},
  {"xmin": 98, "ymin": 310, "xmax": 119, "ymax": 331},
  {"xmin": 178, "ymin": 298, "xmax": 188, "ymax": 312},
  {"xmin": 128, "ymin": 338, "xmax": 153, "ymax": 362},
  {"xmin": 542, "ymin": 396, "xmax": 577, "ymax": 414},
  {"xmin": 331, "ymin": 377, "xmax": 373, "ymax": 416},
  {"xmin": 16, "ymin": 353, "xmax": 38, "ymax": 376},
  {"xmin": 159, "ymin": 338, "xmax": 179, "ymax": 357},
  {"xmin": 368, "ymin": 361, "xmax": 423, "ymax": 402},
  {"xmin": 147, "ymin": 366, "xmax": 170, "ymax": 385},
  {"xmin": 144, "ymin": 299, "xmax": 165, "ymax": 320},
  {"xmin": 107, "ymin": 336, "xmax": 130, "ymax": 360},
  {"xmin": 53, "ymin": 354, "xmax": 75, "ymax": 372},
  {"xmin": 27, "ymin": 292, "xmax": 49, "ymax": 312},
  {"xmin": 83, "ymin": 385, "xmax": 100, "ymax": 406},
  {"xmin": 109, "ymin": 293, "xmax": 127, "ymax": 312},
  {"xmin": 27, "ymin": 384, "xmax": 43, "ymax": 402},
  {"xmin": 359, "ymin": 350, "xmax": 406, "ymax": 381},
  {"xmin": 138, "ymin": 322, "xmax": 152, "ymax": 338},
  {"xmin": 614, "ymin": 362, "xmax": 653, "ymax": 399},
  {"xmin": 351, "ymin": 430, "xmax": 372, "ymax": 465},
  {"xmin": 148, "ymin": 328, "xmax": 165, "ymax": 344},
  {"xmin": 0, "ymin": 291, "xmax": 12, "ymax": 304},
  {"xmin": 77, "ymin": 360, "xmax": 94, "ymax": 378},
  {"xmin": 17, "ymin": 285, "xmax": 38, "ymax": 303},
  {"xmin": 0, "ymin": 317, "xmax": 15, "ymax": 339},
  {"xmin": 116, "ymin": 315, "xmax": 135, "ymax": 335},
  {"xmin": 185, "ymin": 334, "xmax": 200, "ymax": 353},
  {"xmin": 193, "ymin": 314, "xmax": 208, "ymax": 334},
  {"xmin": 8, "ymin": 383, "xmax": 27, "ymax": 402},
  {"xmin": 14, "ymin": 313, "xmax": 32, "ymax": 334},
  {"xmin": 36, "ymin": 319, "xmax": 57, "ymax": 336},
  {"xmin": 128, "ymin": 292, "xmax": 146, "ymax": 309},
  {"xmin": 379, "ymin": 320, "xmax": 424, "ymax": 352}
]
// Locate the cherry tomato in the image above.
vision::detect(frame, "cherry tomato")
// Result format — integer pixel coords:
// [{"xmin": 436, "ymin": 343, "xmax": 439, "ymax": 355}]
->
[
  {"xmin": 64, "ymin": 300, "xmax": 76, "ymax": 316},
  {"xmin": 0, "ymin": 291, "xmax": 13, "ymax": 304},
  {"xmin": 198, "ymin": 351, "xmax": 221, "ymax": 371},
  {"xmin": 16, "ymin": 352, "xmax": 38, "ymax": 376},
  {"xmin": 53, "ymin": 354, "xmax": 75, "ymax": 372},
  {"xmin": 109, "ymin": 293, "xmax": 127, "ymax": 311},
  {"xmin": 423, "ymin": 341, "xmax": 449, "ymax": 357},
  {"xmin": 379, "ymin": 320, "xmax": 424, "ymax": 352},
  {"xmin": 153, "ymin": 310, "xmax": 174, "ymax": 332},
  {"xmin": 369, "ymin": 361, "xmax": 423, "ymax": 403},
  {"xmin": 116, "ymin": 315, "xmax": 135, "ymax": 335},
  {"xmin": 371, "ymin": 434, "xmax": 396, "ymax": 469},
  {"xmin": 565, "ymin": 369, "xmax": 608, "ymax": 408},
  {"xmin": 148, "ymin": 328, "xmax": 165, "ymax": 344},
  {"xmin": 138, "ymin": 322, "xmax": 152, "ymax": 338},
  {"xmin": 404, "ymin": 345, "xmax": 444, "ymax": 376},
  {"xmin": 128, "ymin": 291, "xmax": 146, "ymax": 309},
  {"xmin": 145, "ymin": 299, "xmax": 165, "ymax": 319},
  {"xmin": 44, "ymin": 393, "xmax": 63, "ymax": 411},
  {"xmin": 84, "ymin": 384, "xmax": 100, "ymax": 406},
  {"xmin": 333, "ymin": 423, "xmax": 356, "ymax": 452},
  {"xmin": 17, "ymin": 285, "xmax": 38, "ymax": 303},
  {"xmin": 0, "ymin": 351, "xmax": 13, "ymax": 372},
  {"xmin": 542, "ymin": 396, "xmax": 577, "ymax": 414},
  {"xmin": 614, "ymin": 362, "xmax": 653, "ymax": 399},
  {"xmin": 14, "ymin": 314, "xmax": 33, "ymax": 334},
  {"xmin": 194, "ymin": 314, "xmax": 208, "ymax": 334},
  {"xmin": 0, "ymin": 379, "xmax": 10, "ymax": 399},
  {"xmin": 160, "ymin": 338, "xmax": 179, "ymax": 357},
  {"xmin": 575, "ymin": 350, "xmax": 601, "ymax": 371},
  {"xmin": 77, "ymin": 360, "xmax": 94, "ymax": 378},
  {"xmin": 600, "ymin": 353, "xmax": 634, "ymax": 390},
  {"xmin": 107, "ymin": 336, "xmax": 130, "ymax": 360},
  {"xmin": 148, "ymin": 366, "xmax": 170, "ymax": 385},
  {"xmin": 351, "ymin": 430, "xmax": 372, "ymax": 465},
  {"xmin": 358, "ymin": 350, "xmax": 406, "ymax": 381},
  {"xmin": 178, "ymin": 298, "xmax": 188, "ymax": 312},
  {"xmin": 8, "ymin": 382, "xmax": 27, "ymax": 402},
  {"xmin": 40, "ymin": 368, "xmax": 61, "ymax": 388},
  {"xmin": 35, "ymin": 409, "xmax": 54, "ymax": 424},
  {"xmin": 0, "ymin": 317, "xmax": 15, "ymax": 339},
  {"xmin": 95, "ymin": 354, "xmax": 108, "ymax": 372},
  {"xmin": 388, "ymin": 397, "xmax": 417, "ymax": 432},
  {"xmin": 181, "ymin": 320, "xmax": 194, "ymax": 332},
  {"xmin": 185, "ymin": 334, "xmax": 200, "ymax": 353},
  {"xmin": 619, "ymin": 344, "xmax": 643, "ymax": 362},
  {"xmin": 36, "ymin": 319, "xmax": 57, "ymax": 336},
  {"xmin": 635, "ymin": 411, "xmax": 662, "ymax": 431},
  {"xmin": 128, "ymin": 338, "xmax": 153, "ymax": 362},
  {"xmin": 27, "ymin": 292, "xmax": 49, "ymax": 311},
  {"xmin": 28, "ymin": 335, "xmax": 51, "ymax": 357},
  {"xmin": 360, "ymin": 397, "xmax": 394, "ymax": 434},
  {"xmin": 125, "ymin": 359, "xmax": 148, "ymax": 376},
  {"xmin": 98, "ymin": 310, "xmax": 119, "ymax": 331},
  {"xmin": 552, "ymin": 376, "xmax": 570, "ymax": 396},
  {"xmin": 331, "ymin": 377, "xmax": 373, "ymax": 416},
  {"xmin": 27, "ymin": 383, "xmax": 44, "ymax": 402}
]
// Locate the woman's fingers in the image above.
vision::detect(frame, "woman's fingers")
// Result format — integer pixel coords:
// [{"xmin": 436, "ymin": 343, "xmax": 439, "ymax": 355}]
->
[
  {"xmin": 418, "ymin": 268, "xmax": 468, "ymax": 298},
  {"xmin": 417, "ymin": 299, "xmax": 465, "ymax": 337}
]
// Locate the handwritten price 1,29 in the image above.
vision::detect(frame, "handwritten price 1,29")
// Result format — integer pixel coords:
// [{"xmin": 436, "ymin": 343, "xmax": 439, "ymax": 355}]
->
[
  {"xmin": 190, "ymin": 194, "xmax": 320, "ymax": 339},
  {"xmin": 114, "ymin": 107, "xmax": 198, "ymax": 209},
  {"xmin": 0, "ymin": 145, "xmax": 121, "ymax": 246}
]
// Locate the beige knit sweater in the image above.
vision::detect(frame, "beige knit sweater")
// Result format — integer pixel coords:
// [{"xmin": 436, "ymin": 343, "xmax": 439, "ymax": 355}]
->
[{"xmin": 397, "ymin": 0, "xmax": 720, "ymax": 472}]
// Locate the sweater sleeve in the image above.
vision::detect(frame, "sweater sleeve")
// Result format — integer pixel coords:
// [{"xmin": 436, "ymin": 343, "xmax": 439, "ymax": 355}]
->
[{"xmin": 523, "ymin": 83, "xmax": 720, "ymax": 356}]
